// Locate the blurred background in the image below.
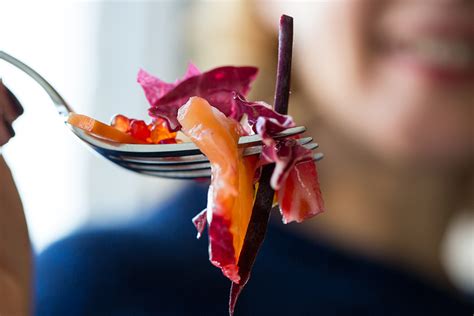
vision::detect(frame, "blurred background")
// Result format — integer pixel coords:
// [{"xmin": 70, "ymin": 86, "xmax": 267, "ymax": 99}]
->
[{"xmin": 1, "ymin": 0, "xmax": 473, "ymax": 295}]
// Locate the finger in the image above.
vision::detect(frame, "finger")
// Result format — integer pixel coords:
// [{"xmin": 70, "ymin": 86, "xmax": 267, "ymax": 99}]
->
[{"xmin": 0, "ymin": 120, "xmax": 14, "ymax": 146}]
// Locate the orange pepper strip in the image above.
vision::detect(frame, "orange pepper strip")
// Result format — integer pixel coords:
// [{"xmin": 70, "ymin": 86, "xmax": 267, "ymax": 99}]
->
[
  {"xmin": 178, "ymin": 96, "xmax": 257, "ymax": 283},
  {"xmin": 67, "ymin": 113, "xmax": 145, "ymax": 144}
]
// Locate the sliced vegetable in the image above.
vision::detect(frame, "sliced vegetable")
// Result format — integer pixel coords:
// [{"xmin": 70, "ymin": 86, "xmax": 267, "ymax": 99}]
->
[
  {"xmin": 109, "ymin": 114, "xmax": 178, "ymax": 144},
  {"xmin": 178, "ymin": 96, "xmax": 257, "ymax": 283},
  {"xmin": 149, "ymin": 118, "xmax": 178, "ymax": 144},
  {"xmin": 260, "ymin": 137, "xmax": 313, "ymax": 189},
  {"xmin": 138, "ymin": 63, "xmax": 200, "ymax": 106},
  {"xmin": 139, "ymin": 66, "xmax": 258, "ymax": 131},
  {"xmin": 110, "ymin": 114, "xmax": 131, "ymax": 133},
  {"xmin": 277, "ymin": 159, "xmax": 324, "ymax": 223},
  {"xmin": 229, "ymin": 93, "xmax": 294, "ymax": 137},
  {"xmin": 67, "ymin": 113, "xmax": 145, "ymax": 144},
  {"xmin": 129, "ymin": 119, "xmax": 151, "ymax": 142}
]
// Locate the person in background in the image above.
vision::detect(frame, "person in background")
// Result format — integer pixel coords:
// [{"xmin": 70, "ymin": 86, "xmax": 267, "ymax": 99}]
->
[
  {"xmin": 251, "ymin": 0, "xmax": 474, "ymax": 288},
  {"xmin": 1, "ymin": 0, "xmax": 473, "ymax": 315}
]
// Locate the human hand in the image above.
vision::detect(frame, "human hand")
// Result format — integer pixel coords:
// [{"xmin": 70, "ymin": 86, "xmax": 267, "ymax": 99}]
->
[
  {"xmin": 0, "ymin": 79, "xmax": 24, "ymax": 146},
  {"xmin": 0, "ymin": 80, "xmax": 30, "ymax": 315}
]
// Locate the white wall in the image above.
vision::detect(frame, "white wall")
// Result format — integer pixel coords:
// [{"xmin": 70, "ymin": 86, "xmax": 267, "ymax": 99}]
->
[
  {"xmin": 0, "ymin": 0, "xmax": 187, "ymax": 251},
  {"xmin": 85, "ymin": 1, "xmax": 188, "ymax": 224},
  {"xmin": 1, "ymin": 1, "xmax": 98, "ymax": 251}
]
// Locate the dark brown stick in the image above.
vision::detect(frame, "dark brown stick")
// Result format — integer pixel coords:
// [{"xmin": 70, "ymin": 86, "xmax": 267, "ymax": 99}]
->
[
  {"xmin": 229, "ymin": 14, "xmax": 294, "ymax": 316},
  {"xmin": 273, "ymin": 15, "xmax": 293, "ymax": 115}
]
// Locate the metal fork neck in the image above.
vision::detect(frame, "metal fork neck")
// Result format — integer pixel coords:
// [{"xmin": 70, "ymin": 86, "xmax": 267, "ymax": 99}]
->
[{"xmin": 0, "ymin": 51, "xmax": 73, "ymax": 117}]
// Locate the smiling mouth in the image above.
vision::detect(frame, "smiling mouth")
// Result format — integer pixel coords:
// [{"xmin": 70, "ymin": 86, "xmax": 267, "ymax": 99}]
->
[
  {"xmin": 400, "ymin": 37, "xmax": 474, "ymax": 69},
  {"xmin": 376, "ymin": 15, "xmax": 474, "ymax": 84},
  {"xmin": 382, "ymin": 34, "xmax": 474, "ymax": 69}
]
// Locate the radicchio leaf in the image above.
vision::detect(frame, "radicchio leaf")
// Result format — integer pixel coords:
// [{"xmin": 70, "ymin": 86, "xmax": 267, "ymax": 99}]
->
[
  {"xmin": 260, "ymin": 137, "xmax": 312, "ymax": 190},
  {"xmin": 138, "ymin": 63, "xmax": 200, "ymax": 105},
  {"xmin": 139, "ymin": 66, "xmax": 258, "ymax": 131},
  {"xmin": 230, "ymin": 93, "xmax": 312, "ymax": 191},
  {"xmin": 277, "ymin": 159, "xmax": 325, "ymax": 223},
  {"xmin": 230, "ymin": 93, "xmax": 295, "ymax": 137}
]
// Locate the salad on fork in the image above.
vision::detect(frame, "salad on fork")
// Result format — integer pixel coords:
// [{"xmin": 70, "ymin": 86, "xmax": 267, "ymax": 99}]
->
[{"xmin": 1, "ymin": 14, "xmax": 324, "ymax": 315}]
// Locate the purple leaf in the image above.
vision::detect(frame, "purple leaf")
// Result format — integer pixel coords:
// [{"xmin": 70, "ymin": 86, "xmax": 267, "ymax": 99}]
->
[
  {"xmin": 277, "ymin": 160, "xmax": 325, "ymax": 224},
  {"xmin": 137, "ymin": 63, "xmax": 201, "ymax": 106},
  {"xmin": 230, "ymin": 93, "xmax": 295, "ymax": 137},
  {"xmin": 261, "ymin": 137, "xmax": 313, "ymax": 190},
  {"xmin": 139, "ymin": 66, "xmax": 258, "ymax": 131},
  {"xmin": 229, "ymin": 92, "xmax": 309, "ymax": 191}
]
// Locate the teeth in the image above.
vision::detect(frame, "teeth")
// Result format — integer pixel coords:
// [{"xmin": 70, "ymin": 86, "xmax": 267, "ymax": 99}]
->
[{"xmin": 411, "ymin": 38, "xmax": 474, "ymax": 67}]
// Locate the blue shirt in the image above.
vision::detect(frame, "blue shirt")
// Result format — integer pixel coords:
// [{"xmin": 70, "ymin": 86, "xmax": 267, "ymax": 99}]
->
[{"xmin": 35, "ymin": 184, "xmax": 473, "ymax": 315}]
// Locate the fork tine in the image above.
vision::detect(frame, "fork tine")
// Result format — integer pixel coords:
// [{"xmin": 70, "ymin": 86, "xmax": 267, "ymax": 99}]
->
[
  {"xmin": 69, "ymin": 125, "xmax": 306, "ymax": 157},
  {"xmin": 107, "ymin": 137, "xmax": 315, "ymax": 166},
  {"xmin": 313, "ymin": 152, "xmax": 324, "ymax": 161},
  {"xmin": 134, "ymin": 169, "xmax": 212, "ymax": 179},
  {"xmin": 125, "ymin": 152, "xmax": 323, "ymax": 179},
  {"xmin": 110, "ymin": 153, "xmax": 211, "ymax": 165},
  {"xmin": 71, "ymin": 122, "xmax": 322, "ymax": 179},
  {"xmin": 239, "ymin": 137, "xmax": 315, "ymax": 157},
  {"xmin": 238, "ymin": 126, "xmax": 306, "ymax": 147},
  {"xmin": 114, "ymin": 160, "xmax": 211, "ymax": 172},
  {"xmin": 117, "ymin": 146, "xmax": 324, "ymax": 175}
]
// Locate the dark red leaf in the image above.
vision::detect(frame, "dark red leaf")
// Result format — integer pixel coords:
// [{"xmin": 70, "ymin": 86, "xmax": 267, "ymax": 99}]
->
[
  {"xmin": 230, "ymin": 93, "xmax": 294, "ymax": 137},
  {"xmin": 137, "ymin": 63, "xmax": 200, "ymax": 105},
  {"xmin": 277, "ymin": 159, "xmax": 325, "ymax": 224},
  {"xmin": 139, "ymin": 66, "xmax": 258, "ymax": 131}
]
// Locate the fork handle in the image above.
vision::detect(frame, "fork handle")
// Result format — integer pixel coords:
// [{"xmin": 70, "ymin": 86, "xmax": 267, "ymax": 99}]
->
[{"xmin": 0, "ymin": 51, "xmax": 73, "ymax": 117}]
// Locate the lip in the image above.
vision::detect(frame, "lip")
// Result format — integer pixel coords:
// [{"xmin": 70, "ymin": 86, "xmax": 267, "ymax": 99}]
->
[
  {"xmin": 389, "ymin": 53, "xmax": 474, "ymax": 85},
  {"xmin": 413, "ymin": 15, "xmax": 474, "ymax": 37},
  {"xmin": 377, "ymin": 12, "xmax": 474, "ymax": 85}
]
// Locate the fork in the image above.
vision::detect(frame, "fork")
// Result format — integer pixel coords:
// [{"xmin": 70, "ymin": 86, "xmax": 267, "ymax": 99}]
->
[{"xmin": 0, "ymin": 50, "xmax": 322, "ymax": 179}]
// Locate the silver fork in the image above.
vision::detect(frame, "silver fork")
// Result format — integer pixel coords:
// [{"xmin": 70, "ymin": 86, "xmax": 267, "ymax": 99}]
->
[{"xmin": 0, "ymin": 51, "xmax": 322, "ymax": 179}]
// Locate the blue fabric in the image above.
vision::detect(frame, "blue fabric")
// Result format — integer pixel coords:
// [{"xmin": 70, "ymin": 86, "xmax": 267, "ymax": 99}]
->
[{"xmin": 35, "ymin": 184, "xmax": 473, "ymax": 315}]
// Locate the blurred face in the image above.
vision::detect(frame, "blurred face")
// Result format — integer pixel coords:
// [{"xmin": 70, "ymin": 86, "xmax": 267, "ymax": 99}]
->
[{"xmin": 258, "ymin": 1, "xmax": 473, "ymax": 169}]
